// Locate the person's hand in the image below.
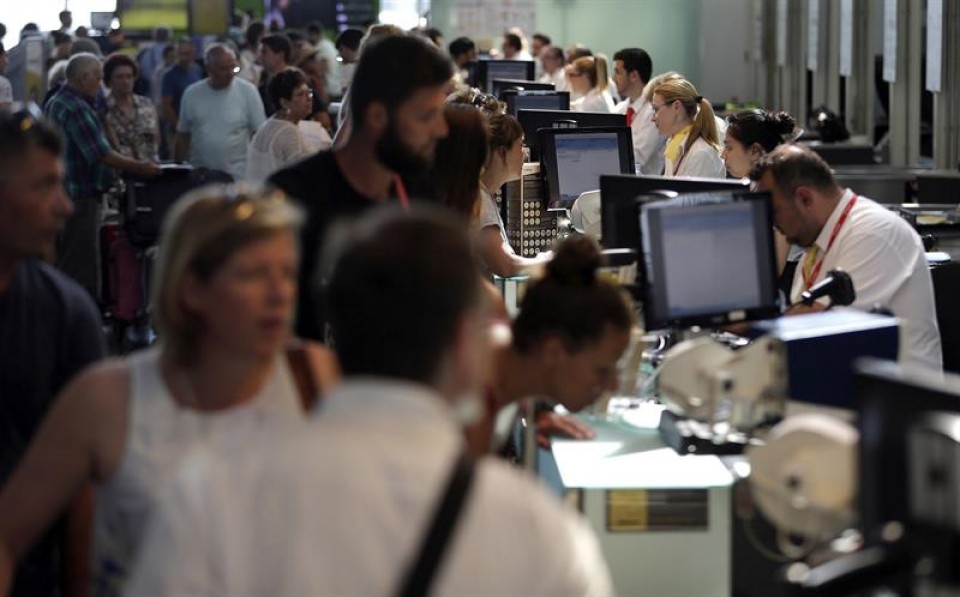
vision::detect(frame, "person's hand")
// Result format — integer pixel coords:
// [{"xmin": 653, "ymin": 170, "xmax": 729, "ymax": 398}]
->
[
  {"xmin": 534, "ymin": 411, "xmax": 595, "ymax": 450},
  {"xmin": 783, "ymin": 301, "xmax": 827, "ymax": 316},
  {"xmin": 139, "ymin": 161, "xmax": 162, "ymax": 178}
]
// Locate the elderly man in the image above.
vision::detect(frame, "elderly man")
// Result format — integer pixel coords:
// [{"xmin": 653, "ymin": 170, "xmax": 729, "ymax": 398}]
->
[
  {"xmin": 751, "ymin": 144, "xmax": 942, "ymax": 370},
  {"xmin": 44, "ymin": 52, "xmax": 159, "ymax": 299},
  {"xmin": 174, "ymin": 43, "xmax": 265, "ymax": 180}
]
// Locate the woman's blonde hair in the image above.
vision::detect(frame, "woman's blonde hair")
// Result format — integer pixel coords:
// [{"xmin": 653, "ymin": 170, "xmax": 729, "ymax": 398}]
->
[
  {"xmin": 151, "ymin": 184, "xmax": 304, "ymax": 366},
  {"xmin": 652, "ymin": 75, "xmax": 719, "ymax": 152},
  {"xmin": 571, "ymin": 54, "xmax": 609, "ymax": 93}
]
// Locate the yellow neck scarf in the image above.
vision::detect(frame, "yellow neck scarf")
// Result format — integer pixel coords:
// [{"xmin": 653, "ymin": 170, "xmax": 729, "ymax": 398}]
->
[{"xmin": 665, "ymin": 124, "xmax": 693, "ymax": 163}]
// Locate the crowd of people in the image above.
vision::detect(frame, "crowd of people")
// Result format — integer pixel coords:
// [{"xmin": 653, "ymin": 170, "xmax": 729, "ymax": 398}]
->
[{"xmin": 0, "ymin": 12, "xmax": 945, "ymax": 597}]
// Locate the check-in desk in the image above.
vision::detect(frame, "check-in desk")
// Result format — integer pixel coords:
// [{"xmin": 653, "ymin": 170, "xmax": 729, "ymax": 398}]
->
[{"xmin": 548, "ymin": 407, "xmax": 735, "ymax": 597}]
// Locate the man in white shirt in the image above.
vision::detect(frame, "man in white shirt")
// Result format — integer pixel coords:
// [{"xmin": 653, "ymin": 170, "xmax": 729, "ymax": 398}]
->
[
  {"xmin": 613, "ymin": 47, "xmax": 664, "ymax": 175},
  {"xmin": 537, "ymin": 45, "xmax": 568, "ymax": 92},
  {"xmin": 127, "ymin": 208, "xmax": 614, "ymax": 596},
  {"xmin": 752, "ymin": 144, "xmax": 942, "ymax": 370},
  {"xmin": 502, "ymin": 32, "xmax": 533, "ymax": 61},
  {"xmin": 174, "ymin": 43, "xmax": 265, "ymax": 180}
]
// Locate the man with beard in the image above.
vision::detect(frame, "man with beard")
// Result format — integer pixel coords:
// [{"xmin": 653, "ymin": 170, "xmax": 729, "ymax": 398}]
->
[{"xmin": 269, "ymin": 34, "xmax": 452, "ymax": 343}]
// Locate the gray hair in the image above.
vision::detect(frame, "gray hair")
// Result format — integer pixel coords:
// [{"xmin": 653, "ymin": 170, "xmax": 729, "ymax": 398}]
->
[
  {"xmin": 204, "ymin": 42, "xmax": 236, "ymax": 65},
  {"xmin": 66, "ymin": 53, "xmax": 101, "ymax": 84},
  {"xmin": 70, "ymin": 38, "xmax": 103, "ymax": 57}
]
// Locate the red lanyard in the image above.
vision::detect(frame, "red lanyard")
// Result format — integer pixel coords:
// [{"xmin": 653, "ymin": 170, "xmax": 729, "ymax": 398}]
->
[
  {"xmin": 803, "ymin": 193, "xmax": 859, "ymax": 290},
  {"xmin": 393, "ymin": 175, "xmax": 410, "ymax": 212}
]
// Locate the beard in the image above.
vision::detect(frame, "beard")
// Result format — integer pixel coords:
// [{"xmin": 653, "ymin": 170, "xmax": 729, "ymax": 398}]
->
[{"xmin": 375, "ymin": 121, "xmax": 433, "ymax": 178}]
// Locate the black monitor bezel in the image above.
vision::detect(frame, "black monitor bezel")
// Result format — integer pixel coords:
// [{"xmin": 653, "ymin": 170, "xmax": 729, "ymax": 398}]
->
[
  {"xmin": 517, "ymin": 109, "xmax": 627, "ymax": 161},
  {"xmin": 492, "ymin": 79, "xmax": 555, "ymax": 99},
  {"xmin": 599, "ymin": 174, "xmax": 749, "ymax": 251},
  {"xmin": 539, "ymin": 127, "xmax": 635, "ymax": 210},
  {"xmin": 638, "ymin": 190, "xmax": 780, "ymax": 331},
  {"xmin": 503, "ymin": 90, "xmax": 570, "ymax": 116},
  {"xmin": 476, "ymin": 60, "xmax": 536, "ymax": 94}
]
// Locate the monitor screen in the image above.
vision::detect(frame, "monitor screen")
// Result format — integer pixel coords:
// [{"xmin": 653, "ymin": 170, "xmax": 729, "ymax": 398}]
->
[
  {"xmin": 855, "ymin": 359, "xmax": 960, "ymax": 545},
  {"xmin": 639, "ymin": 192, "xmax": 779, "ymax": 330},
  {"xmin": 517, "ymin": 109, "xmax": 627, "ymax": 161},
  {"xmin": 491, "ymin": 79, "xmax": 555, "ymax": 98},
  {"xmin": 540, "ymin": 128, "xmax": 634, "ymax": 209},
  {"xmin": 477, "ymin": 60, "xmax": 535, "ymax": 94},
  {"xmin": 599, "ymin": 174, "xmax": 748, "ymax": 250}
]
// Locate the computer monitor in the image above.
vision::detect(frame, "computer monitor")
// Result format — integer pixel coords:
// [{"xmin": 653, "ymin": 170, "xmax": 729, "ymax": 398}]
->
[
  {"xmin": 503, "ymin": 90, "xmax": 570, "ymax": 117},
  {"xmin": 517, "ymin": 109, "xmax": 627, "ymax": 161},
  {"xmin": 855, "ymin": 358, "xmax": 960, "ymax": 544},
  {"xmin": 539, "ymin": 127, "xmax": 635, "ymax": 209},
  {"xmin": 491, "ymin": 79, "xmax": 555, "ymax": 99},
  {"xmin": 476, "ymin": 60, "xmax": 535, "ymax": 94},
  {"xmin": 599, "ymin": 174, "xmax": 748, "ymax": 250},
  {"xmin": 638, "ymin": 191, "xmax": 779, "ymax": 330}
]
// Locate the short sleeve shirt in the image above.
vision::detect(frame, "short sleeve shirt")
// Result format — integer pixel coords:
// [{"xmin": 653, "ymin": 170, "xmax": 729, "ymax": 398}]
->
[{"xmin": 44, "ymin": 85, "xmax": 115, "ymax": 200}]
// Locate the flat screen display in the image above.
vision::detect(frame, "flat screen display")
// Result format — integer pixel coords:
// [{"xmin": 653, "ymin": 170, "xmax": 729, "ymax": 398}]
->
[
  {"xmin": 540, "ymin": 128, "xmax": 633, "ymax": 208},
  {"xmin": 639, "ymin": 192, "xmax": 779, "ymax": 330}
]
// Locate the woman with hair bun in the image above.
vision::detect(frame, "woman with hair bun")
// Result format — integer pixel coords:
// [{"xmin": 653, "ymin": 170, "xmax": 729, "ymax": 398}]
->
[
  {"xmin": 467, "ymin": 235, "xmax": 634, "ymax": 454},
  {"xmin": 721, "ymin": 109, "xmax": 800, "ymax": 179},
  {"xmin": 722, "ymin": 109, "xmax": 802, "ymax": 296},
  {"xmin": 651, "ymin": 75, "xmax": 725, "ymax": 178}
]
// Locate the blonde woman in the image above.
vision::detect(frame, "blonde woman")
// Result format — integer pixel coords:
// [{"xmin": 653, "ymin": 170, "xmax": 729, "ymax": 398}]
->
[
  {"xmin": 0, "ymin": 186, "xmax": 338, "ymax": 597},
  {"xmin": 650, "ymin": 75, "xmax": 726, "ymax": 178},
  {"xmin": 566, "ymin": 55, "xmax": 615, "ymax": 113}
]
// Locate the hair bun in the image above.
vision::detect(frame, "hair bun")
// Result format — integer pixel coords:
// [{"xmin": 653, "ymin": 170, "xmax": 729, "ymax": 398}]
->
[
  {"xmin": 772, "ymin": 111, "xmax": 798, "ymax": 136},
  {"xmin": 545, "ymin": 236, "xmax": 602, "ymax": 287}
]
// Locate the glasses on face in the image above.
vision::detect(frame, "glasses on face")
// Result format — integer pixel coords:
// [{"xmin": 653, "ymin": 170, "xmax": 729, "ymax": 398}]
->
[
  {"xmin": 294, "ymin": 88, "xmax": 314, "ymax": 98},
  {"xmin": 651, "ymin": 101, "xmax": 670, "ymax": 112}
]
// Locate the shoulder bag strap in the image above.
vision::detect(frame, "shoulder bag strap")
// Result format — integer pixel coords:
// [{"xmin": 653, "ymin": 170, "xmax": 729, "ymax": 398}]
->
[
  {"xmin": 397, "ymin": 448, "xmax": 476, "ymax": 597},
  {"xmin": 285, "ymin": 343, "xmax": 319, "ymax": 413}
]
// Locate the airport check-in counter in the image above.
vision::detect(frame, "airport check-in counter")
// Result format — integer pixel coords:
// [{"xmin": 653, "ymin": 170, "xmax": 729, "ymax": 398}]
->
[{"xmin": 546, "ymin": 408, "xmax": 736, "ymax": 597}]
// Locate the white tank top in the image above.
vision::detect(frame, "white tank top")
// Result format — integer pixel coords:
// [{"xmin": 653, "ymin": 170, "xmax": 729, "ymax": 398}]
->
[{"xmin": 91, "ymin": 346, "xmax": 303, "ymax": 597}]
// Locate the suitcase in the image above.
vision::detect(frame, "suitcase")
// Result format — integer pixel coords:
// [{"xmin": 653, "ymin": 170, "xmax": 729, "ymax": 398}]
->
[{"xmin": 123, "ymin": 166, "xmax": 234, "ymax": 249}]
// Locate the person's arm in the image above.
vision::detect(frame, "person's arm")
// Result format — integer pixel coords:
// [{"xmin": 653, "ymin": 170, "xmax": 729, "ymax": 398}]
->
[
  {"xmin": 534, "ymin": 411, "xmax": 595, "ymax": 449},
  {"xmin": 101, "ymin": 151, "xmax": 161, "ymax": 178},
  {"xmin": 173, "ymin": 132, "xmax": 191, "ymax": 163},
  {"xmin": 60, "ymin": 485, "xmax": 95, "ymax": 597},
  {"xmin": 478, "ymin": 226, "xmax": 549, "ymax": 278},
  {"xmin": 0, "ymin": 364, "xmax": 125, "ymax": 594}
]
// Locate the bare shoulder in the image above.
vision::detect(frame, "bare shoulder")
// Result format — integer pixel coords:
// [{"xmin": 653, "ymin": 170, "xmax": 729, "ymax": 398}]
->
[{"xmin": 64, "ymin": 358, "xmax": 130, "ymax": 409}]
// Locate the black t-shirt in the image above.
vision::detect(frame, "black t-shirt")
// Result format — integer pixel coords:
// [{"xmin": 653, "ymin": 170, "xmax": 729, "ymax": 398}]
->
[
  {"xmin": 269, "ymin": 150, "xmax": 436, "ymax": 341},
  {"xmin": 0, "ymin": 260, "xmax": 106, "ymax": 596}
]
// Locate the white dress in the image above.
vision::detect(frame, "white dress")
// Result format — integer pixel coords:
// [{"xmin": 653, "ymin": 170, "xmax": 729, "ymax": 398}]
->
[{"xmin": 90, "ymin": 346, "xmax": 304, "ymax": 597}]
